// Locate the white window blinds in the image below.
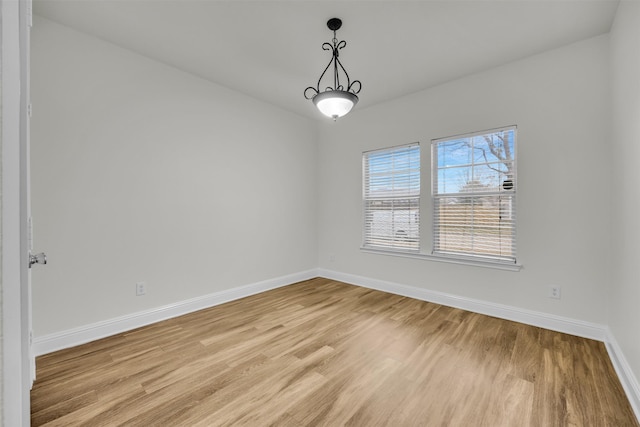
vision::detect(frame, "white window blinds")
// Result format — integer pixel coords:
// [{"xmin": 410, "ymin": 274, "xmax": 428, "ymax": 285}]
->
[
  {"xmin": 363, "ymin": 144, "xmax": 420, "ymax": 252},
  {"xmin": 432, "ymin": 127, "xmax": 516, "ymax": 263}
]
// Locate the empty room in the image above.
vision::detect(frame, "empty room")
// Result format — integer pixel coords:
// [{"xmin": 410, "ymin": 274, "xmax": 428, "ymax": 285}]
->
[{"xmin": 2, "ymin": 0, "xmax": 639, "ymax": 425}]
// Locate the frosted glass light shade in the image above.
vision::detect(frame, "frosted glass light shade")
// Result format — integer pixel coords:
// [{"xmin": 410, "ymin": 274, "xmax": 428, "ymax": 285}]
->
[{"xmin": 313, "ymin": 90, "xmax": 359, "ymax": 120}]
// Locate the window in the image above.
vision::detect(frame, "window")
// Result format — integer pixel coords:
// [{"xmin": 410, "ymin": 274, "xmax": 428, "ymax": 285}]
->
[
  {"xmin": 432, "ymin": 127, "xmax": 516, "ymax": 263},
  {"xmin": 363, "ymin": 143, "xmax": 420, "ymax": 252}
]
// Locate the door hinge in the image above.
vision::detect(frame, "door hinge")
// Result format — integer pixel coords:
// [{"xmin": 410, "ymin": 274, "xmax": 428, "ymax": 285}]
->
[
  {"xmin": 27, "ymin": 103, "xmax": 32, "ymax": 118},
  {"xmin": 27, "ymin": 2, "xmax": 33, "ymax": 27}
]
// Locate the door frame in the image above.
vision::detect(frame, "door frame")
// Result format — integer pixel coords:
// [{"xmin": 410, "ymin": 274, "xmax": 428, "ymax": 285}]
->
[{"xmin": 2, "ymin": 0, "xmax": 32, "ymax": 424}]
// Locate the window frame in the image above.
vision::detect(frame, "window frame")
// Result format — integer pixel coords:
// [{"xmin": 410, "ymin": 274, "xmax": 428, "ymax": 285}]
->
[
  {"xmin": 431, "ymin": 126, "xmax": 518, "ymax": 265},
  {"xmin": 360, "ymin": 127, "xmax": 521, "ymax": 272},
  {"xmin": 361, "ymin": 143, "xmax": 421, "ymax": 254}
]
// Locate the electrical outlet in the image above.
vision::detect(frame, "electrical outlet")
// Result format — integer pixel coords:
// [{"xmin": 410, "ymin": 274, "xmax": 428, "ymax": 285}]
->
[
  {"xmin": 136, "ymin": 282, "xmax": 146, "ymax": 296},
  {"xmin": 329, "ymin": 253, "xmax": 335, "ymax": 262},
  {"xmin": 548, "ymin": 286, "xmax": 561, "ymax": 300}
]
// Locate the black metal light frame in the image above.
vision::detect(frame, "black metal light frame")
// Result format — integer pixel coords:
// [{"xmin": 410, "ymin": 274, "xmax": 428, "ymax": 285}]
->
[{"xmin": 304, "ymin": 18, "xmax": 362, "ymax": 116}]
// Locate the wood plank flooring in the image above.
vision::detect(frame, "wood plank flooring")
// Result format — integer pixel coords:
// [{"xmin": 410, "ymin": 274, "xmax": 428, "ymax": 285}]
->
[{"xmin": 31, "ymin": 278, "xmax": 639, "ymax": 426}]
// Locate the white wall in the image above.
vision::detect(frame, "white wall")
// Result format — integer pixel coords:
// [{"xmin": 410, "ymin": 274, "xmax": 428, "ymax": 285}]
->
[
  {"xmin": 317, "ymin": 34, "xmax": 611, "ymax": 324},
  {"xmin": 30, "ymin": 17, "xmax": 318, "ymax": 336},
  {"xmin": 610, "ymin": 0, "xmax": 640, "ymax": 397}
]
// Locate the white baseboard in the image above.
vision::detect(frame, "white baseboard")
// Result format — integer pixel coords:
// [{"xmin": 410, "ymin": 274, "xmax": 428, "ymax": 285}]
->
[
  {"xmin": 605, "ymin": 329, "xmax": 640, "ymax": 422},
  {"xmin": 33, "ymin": 269, "xmax": 318, "ymax": 356},
  {"xmin": 317, "ymin": 268, "xmax": 607, "ymax": 341}
]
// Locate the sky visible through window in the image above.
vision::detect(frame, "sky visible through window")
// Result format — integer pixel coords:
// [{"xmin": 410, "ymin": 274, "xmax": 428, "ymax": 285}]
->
[{"xmin": 435, "ymin": 129, "xmax": 515, "ymax": 195}]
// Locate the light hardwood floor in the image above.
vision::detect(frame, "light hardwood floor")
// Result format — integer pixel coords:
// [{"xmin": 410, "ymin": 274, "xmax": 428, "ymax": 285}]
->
[{"xmin": 32, "ymin": 278, "xmax": 638, "ymax": 426}]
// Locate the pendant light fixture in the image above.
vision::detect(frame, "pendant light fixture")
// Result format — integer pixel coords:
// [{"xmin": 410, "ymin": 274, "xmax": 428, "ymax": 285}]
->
[{"xmin": 304, "ymin": 18, "xmax": 362, "ymax": 121}]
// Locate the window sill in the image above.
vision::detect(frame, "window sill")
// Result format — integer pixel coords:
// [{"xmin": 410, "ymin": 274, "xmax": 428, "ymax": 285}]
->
[{"xmin": 360, "ymin": 247, "xmax": 522, "ymax": 272}]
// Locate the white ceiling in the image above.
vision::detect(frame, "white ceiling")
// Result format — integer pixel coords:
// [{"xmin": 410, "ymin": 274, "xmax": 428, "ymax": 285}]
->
[{"xmin": 34, "ymin": 0, "xmax": 619, "ymax": 120}]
